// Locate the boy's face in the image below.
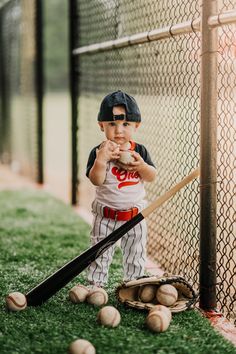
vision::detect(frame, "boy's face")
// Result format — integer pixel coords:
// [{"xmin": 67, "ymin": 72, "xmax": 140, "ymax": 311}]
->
[{"xmin": 98, "ymin": 106, "xmax": 140, "ymax": 147}]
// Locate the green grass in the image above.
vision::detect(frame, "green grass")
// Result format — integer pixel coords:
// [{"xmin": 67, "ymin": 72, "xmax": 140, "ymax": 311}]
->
[{"xmin": 0, "ymin": 190, "xmax": 235, "ymax": 354}]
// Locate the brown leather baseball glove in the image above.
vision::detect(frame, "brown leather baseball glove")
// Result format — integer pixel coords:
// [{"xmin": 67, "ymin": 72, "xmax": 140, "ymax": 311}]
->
[{"xmin": 116, "ymin": 275, "xmax": 197, "ymax": 313}]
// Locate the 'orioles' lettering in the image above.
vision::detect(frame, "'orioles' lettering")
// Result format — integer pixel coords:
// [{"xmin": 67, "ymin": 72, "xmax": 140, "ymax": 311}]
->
[
  {"xmin": 111, "ymin": 167, "xmax": 140, "ymax": 189},
  {"xmin": 111, "ymin": 167, "xmax": 139, "ymax": 181}
]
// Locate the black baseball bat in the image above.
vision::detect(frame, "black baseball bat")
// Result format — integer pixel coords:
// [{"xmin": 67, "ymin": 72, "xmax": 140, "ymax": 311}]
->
[{"xmin": 26, "ymin": 168, "xmax": 199, "ymax": 306}]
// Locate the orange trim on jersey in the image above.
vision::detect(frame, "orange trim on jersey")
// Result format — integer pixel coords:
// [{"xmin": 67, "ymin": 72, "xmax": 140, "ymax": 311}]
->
[{"xmin": 129, "ymin": 140, "xmax": 136, "ymax": 151}]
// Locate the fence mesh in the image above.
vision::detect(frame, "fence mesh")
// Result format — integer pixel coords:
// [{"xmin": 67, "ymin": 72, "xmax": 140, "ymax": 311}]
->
[
  {"xmin": 0, "ymin": 0, "xmax": 38, "ymax": 179},
  {"xmin": 75, "ymin": 0, "xmax": 236, "ymax": 324}
]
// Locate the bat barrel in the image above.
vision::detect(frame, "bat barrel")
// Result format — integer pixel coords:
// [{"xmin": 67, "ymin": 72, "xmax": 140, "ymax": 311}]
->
[{"xmin": 26, "ymin": 213, "xmax": 144, "ymax": 306}]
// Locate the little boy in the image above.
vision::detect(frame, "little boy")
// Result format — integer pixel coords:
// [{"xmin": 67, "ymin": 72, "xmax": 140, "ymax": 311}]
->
[{"xmin": 86, "ymin": 90, "xmax": 156, "ymax": 288}]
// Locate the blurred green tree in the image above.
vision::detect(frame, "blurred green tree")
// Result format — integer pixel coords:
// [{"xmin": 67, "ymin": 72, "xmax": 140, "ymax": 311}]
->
[{"xmin": 44, "ymin": 0, "xmax": 68, "ymax": 91}]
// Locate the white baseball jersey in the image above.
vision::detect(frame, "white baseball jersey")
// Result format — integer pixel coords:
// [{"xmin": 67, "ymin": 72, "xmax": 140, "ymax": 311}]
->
[{"xmin": 86, "ymin": 141, "xmax": 155, "ymax": 209}]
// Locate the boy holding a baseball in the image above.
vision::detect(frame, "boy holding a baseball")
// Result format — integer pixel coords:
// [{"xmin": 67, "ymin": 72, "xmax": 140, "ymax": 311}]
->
[{"xmin": 86, "ymin": 90, "xmax": 156, "ymax": 288}]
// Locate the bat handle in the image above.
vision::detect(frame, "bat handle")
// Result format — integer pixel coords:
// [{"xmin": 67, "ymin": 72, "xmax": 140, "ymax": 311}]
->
[{"xmin": 142, "ymin": 167, "xmax": 200, "ymax": 218}]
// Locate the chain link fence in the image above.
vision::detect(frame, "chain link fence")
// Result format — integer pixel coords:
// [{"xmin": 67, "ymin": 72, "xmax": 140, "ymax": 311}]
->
[
  {"xmin": 0, "ymin": 0, "xmax": 39, "ymax": 180},
  {"xmin": 74, "ymin": 0, "xmax": 236, "ymax": 324}
]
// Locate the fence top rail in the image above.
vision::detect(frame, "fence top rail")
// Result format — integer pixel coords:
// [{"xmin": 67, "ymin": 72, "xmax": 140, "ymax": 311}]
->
[
  {"xmin": 73, "ymin": 9, "xmax": 236, "ymax": 56},
  {"xmin": 208, "ymin": 9, "xmax": 236, "ymax": 27},
  {"xmin": 72, "ymin": 18, "xmax": 200, "ymax": 56}
]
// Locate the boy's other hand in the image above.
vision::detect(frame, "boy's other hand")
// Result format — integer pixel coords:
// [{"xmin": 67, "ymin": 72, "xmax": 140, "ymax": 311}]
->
[
  {"xmin": 116, "ymin": 151, "xmax": 145, "ymax": 171},
  {"xmin": 96, "ymin": 140, "xmax": 120, "ymax": 163},
  {"xmin": 116, "ymin": 151, "xmax": 156, "ymax": 182}
]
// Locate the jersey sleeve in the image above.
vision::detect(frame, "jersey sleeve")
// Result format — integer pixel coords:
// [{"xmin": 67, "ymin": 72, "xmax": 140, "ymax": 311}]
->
[
  {"xmin": 135, "ymin": 144, "xmax": 156, "ymax": 168},
  {"xmin": 86, "ymin": 147, "xmax": 97, "ymax": 177}
]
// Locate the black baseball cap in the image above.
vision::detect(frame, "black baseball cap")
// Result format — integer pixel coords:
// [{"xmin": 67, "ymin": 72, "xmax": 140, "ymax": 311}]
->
[{"xmin": 97, "ymin": 90, "xmax": 141, "ymax": 122}]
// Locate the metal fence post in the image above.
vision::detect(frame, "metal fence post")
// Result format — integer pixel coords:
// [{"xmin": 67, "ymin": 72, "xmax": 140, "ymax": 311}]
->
[
  {"xmin": 69, "ymin": 0, "xmax": 79, "ymax": 205},
  {"xmin": 199, "ymin": 0, "xmax": 218, "ymax": 310},
  {"xmin": 0, "ymin": 10, "xmax": 5, "ymax": 158},
  {"xmin": 0, "ymin": 8, "xmax": 11, "ymax": 164},
  {"xmin": 35, "ymin": 0, "xmax": 44, "ymax": 184}
]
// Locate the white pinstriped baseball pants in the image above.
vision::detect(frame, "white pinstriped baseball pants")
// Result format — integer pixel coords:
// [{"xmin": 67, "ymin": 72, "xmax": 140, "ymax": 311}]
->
[{"xmin": 87, "ymin": 200, "xmax": 147, "ymax": 287}]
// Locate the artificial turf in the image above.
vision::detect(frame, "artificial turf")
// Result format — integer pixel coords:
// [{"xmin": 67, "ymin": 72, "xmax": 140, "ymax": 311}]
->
[{"xmin": 0, "ymin": 189, "xmax": 235, "ymax": 354}]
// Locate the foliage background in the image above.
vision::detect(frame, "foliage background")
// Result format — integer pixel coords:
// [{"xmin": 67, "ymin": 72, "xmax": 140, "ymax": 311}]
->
[{"xmin": 44, "ymin": 0, "xmax": 68, "ymax": 92}]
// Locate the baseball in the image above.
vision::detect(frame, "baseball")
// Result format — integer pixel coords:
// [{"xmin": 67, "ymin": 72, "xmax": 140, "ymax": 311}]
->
[
  {"xmin": 138, "ymin": 285, "xmax": 157, "ymax": 303},
  {"xmin": 149, "ymin": 304, "xmax": 172, "ymax": 322},
  {"xmin": 86, "ymin": 287, "xmax": 108, "ymax": 306},
  {"xmin": 146, "ymin": 310, "xmax": 170, "ymax": 333},
  {"xmin": 69, "ymin": 285, "xmax": 89, "ymax": 303},
  {"xmin": 69, "ymin": 339, "xmax": 96, "ymax": 354},
  {"xmin": 118, "ymin": 151, "xmax": 135, "ymax": 164},
  {"xmin": 97, "ymin": 306, "xmax": 121, "ymax": 328},
  {"xmin": 156, "ymin": 284, "xmax": 178, "ymax": 306},
  {"xmin": 6, "ymin": 292, "xmax": 27, "ymax": 311}
]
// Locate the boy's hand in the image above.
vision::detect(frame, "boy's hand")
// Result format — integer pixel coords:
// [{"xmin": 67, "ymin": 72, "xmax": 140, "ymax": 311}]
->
[
  {"xmin": 96, "ymin": 140, "xmax": 120, "ymax": 163},
  {"xmin": 116, "ymin": 151, "xmax": 146, "ymax": 171},
  {"xmin": 116, "ymin": 151, "xmax": 157, "ymax": 182}
]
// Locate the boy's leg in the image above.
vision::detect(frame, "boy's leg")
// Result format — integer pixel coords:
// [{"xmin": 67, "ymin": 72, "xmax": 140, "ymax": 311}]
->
[
  {"xmin": 120, "ymin": 219, "xmax": 147, "ymax": 281},
  {"xmin": 87, "ymin": 214, "xmax": 117, "ymax": 287}
]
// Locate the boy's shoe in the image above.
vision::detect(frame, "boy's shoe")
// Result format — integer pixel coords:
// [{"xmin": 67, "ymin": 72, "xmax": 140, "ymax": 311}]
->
[{"xmin": 87, "ymin": 283, "xmax": 104, "ymax": 290}]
